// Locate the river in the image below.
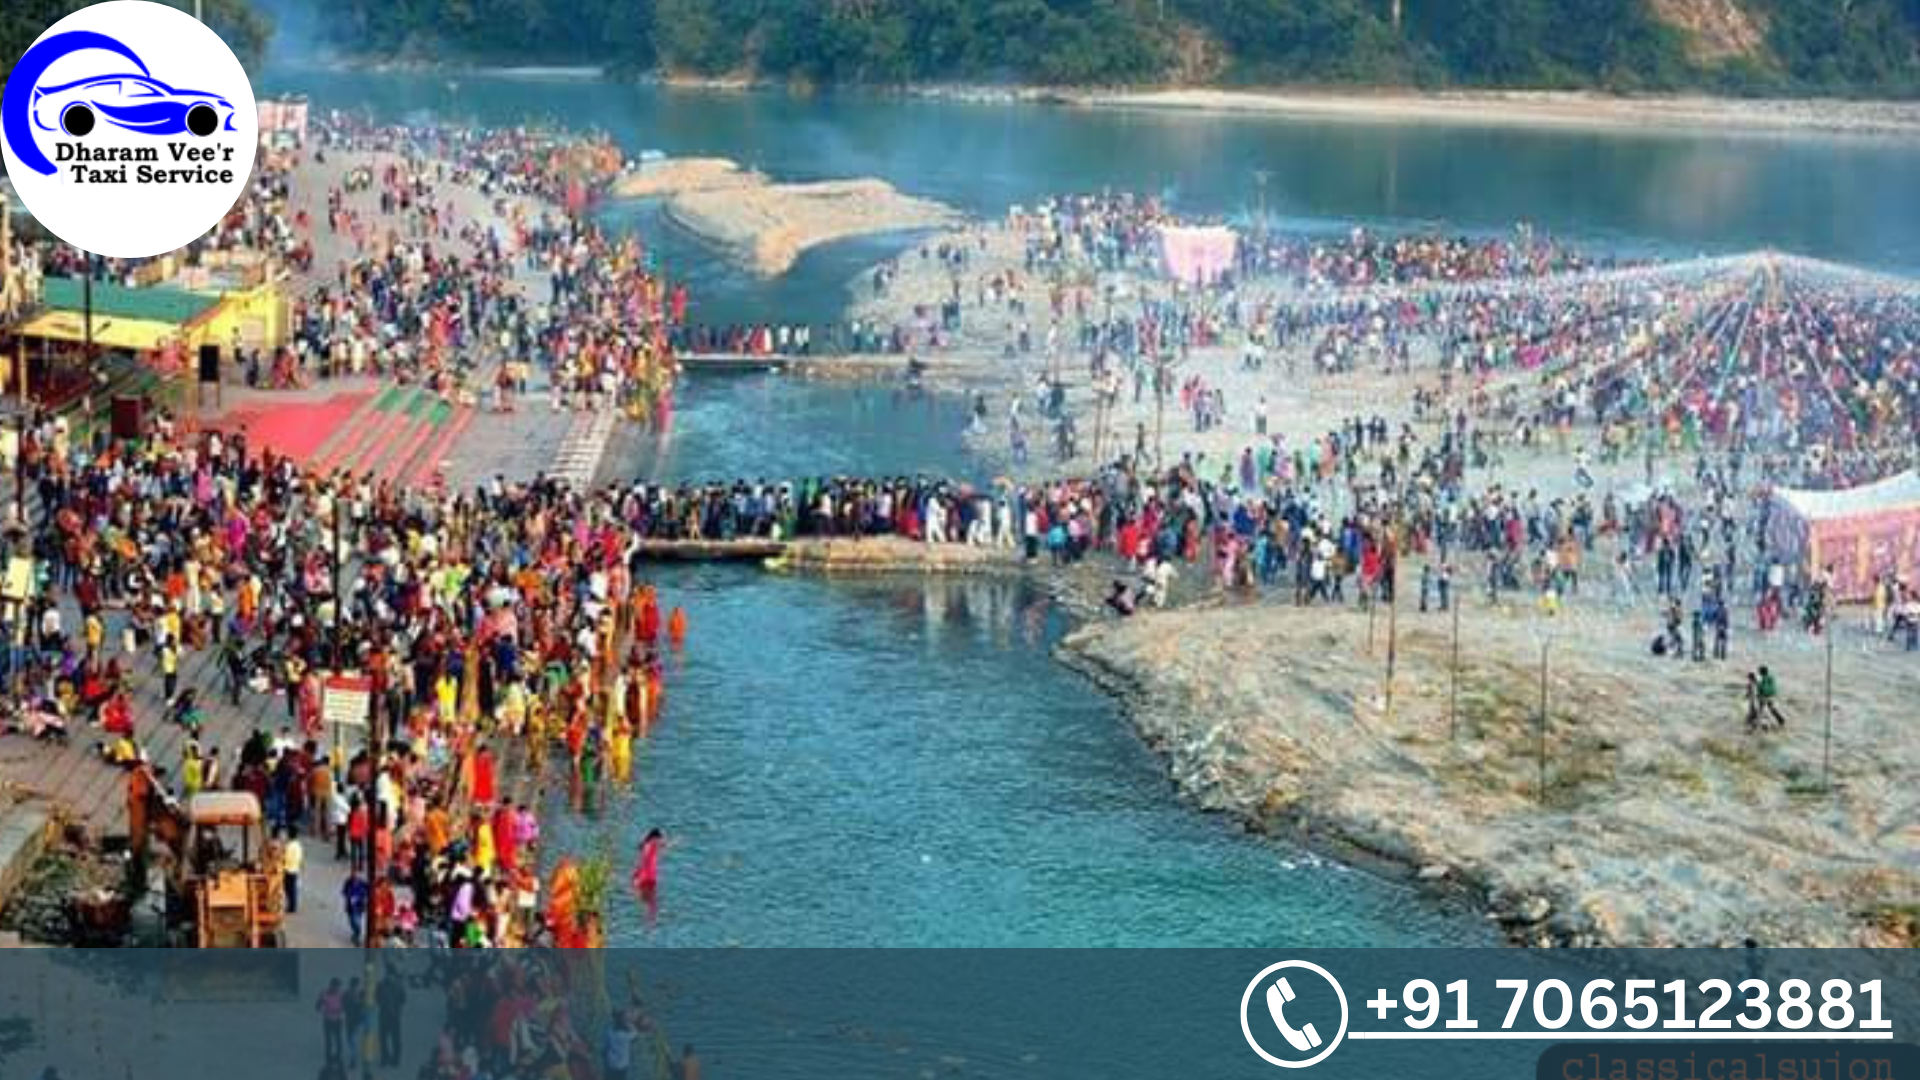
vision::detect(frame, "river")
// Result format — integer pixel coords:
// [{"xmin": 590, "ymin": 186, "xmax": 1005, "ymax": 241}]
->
[
  {"xmin": 542, "ymin": 375, "xmax": 1482, "ymax": 946},
  {"xmin": 271, "ymin": 69, "xmax": 1920, "ymax": 327},
  {"xmin": 257, "ymin": 71, "xmax": 1910, "ymax": 948}
]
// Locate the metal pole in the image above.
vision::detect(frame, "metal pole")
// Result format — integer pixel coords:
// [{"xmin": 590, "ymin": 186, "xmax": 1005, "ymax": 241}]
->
[
  {"xmin": 332, "ymin": 504, "xmax": 343, "ymax": 669},
  {"xmin": 12, "ymin": 411, "xmax": 22, "ymax": 525},
  {"xmin": 1384, "ymin": 532, "xmax": 1398, "ymax": 719},
  {"xmin": 1823, "ymin": 614, "xmax": 1834, "ymax": 791},
  {"xmin": 83, "ymin": 255, "xmax": 93, "ymax": 436},
  {"xmin": 1366, "ymin": 586, "xmax": 1376, "ymax": 655},
  {"xmin": 366, "ymin": 676, "xmax": 383, "ymax": 952},
  {"xmin": 1144, "ymin": 355, "xmax": 1159, "ymax": 468},
  {"xmin": 1537, "ymin": 640, "xmax": 1550, "ymax": 805},
  {"xmin": 1098, "ymin": 368, "xmax": 1113, "ymax": 463},
  {"xmin": 1449, "ymin": 583, "xmax": 1460, "ymax": 740}
]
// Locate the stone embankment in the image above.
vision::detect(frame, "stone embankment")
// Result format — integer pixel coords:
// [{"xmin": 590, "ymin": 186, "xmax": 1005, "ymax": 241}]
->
[{"xmin": 775, "ymin": 537, "xmax": 1021, "ymax": 575}]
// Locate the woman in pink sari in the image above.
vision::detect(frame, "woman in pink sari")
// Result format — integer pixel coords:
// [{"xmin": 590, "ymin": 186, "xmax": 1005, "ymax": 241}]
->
[{"xmin": 298, "ymin": 670, "xmax": 324, "ymax": 737}]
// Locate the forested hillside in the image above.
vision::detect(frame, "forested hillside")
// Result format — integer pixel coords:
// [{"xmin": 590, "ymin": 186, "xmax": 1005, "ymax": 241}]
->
[
  {"xmin": 315, "ymin": 0, "xmax": 1920, "ymax": 95},
  {"xmin": 6, "ymin": 0, "xmax": 1919, "ymax": 98},
  {"xmin": 2, "ymin": 0, "xmax": 272, "ymax": 86}
]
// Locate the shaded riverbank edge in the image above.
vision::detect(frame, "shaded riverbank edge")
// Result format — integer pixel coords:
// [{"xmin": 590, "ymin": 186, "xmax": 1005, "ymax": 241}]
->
[
  {"xmin": 1056, "ymin": 88, "xmax": 1920, "ymax": 139},
  {"xmin": 1050, "ymin": 622, "xmax": 1545, "ymax": 946},
  {"xmin": 1050, "ymin": 597, "xmax": 1920, "ymax": 952},
  {"xmin": 276, "ymin": 62, "xmax": 1920, "ymax": 140}
]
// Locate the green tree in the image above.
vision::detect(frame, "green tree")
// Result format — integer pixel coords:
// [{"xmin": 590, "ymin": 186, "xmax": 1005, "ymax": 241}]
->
[
  {"xmin": 1758, "ymin": 0, "xmax": 1920, "ymax": 92},
  {"xmin": 652, "ymin": 0, "xmax": 742, "ymax": 74},
  {"xmin": 291, "ymin": 0, "xmax": 1920, "ymax": 98},
  {"xmin": 4, "ymin": 0, "xmax": 271, "ymax": 88},
  {"xmin": 1187, "ymin": 0, "xmax": 1409, "ymax": 83},
  {"xmin": 2, "ymin": 0, "xmax": 86, "ymax": 91}
]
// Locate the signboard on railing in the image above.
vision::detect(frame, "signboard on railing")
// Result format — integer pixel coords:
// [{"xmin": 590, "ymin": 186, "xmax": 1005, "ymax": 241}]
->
[{"xmin": 322, "ymin": 672, "xmax": 371, "ymax": 729}]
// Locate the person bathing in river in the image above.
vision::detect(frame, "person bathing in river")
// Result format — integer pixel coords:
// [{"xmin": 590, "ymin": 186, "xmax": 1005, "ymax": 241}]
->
[{"xmin": 633, "ymin": 827, "xmax": 666, "ymax": 897}]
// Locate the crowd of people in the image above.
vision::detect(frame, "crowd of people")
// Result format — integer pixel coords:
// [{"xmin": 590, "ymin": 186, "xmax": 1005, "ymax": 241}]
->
[
  {"xmin": 308, "ymin": 952, "xmax": 699, "ymax": 1080},
  {"xmin": 870, "ymin": 190, "xmax": 1920, "ymax": 664},
  {"xmin": 0, "ymin": 107, "xmax": 713, "ymax": 956},
  {"xmin": 310, "ymin": 111, "xmax": 628, "ymax": 208},
  {"xmin": 5, "ymin": 107, "xmax": 1918, "ymax": 970},
  {"xmin": 24, "ymin": 111, "xmax": 677, "ymax": 422},
  {"xmin": 666, "ymin": 319, "xmax": 927, "ymax": 357},
  {"xmin": 277, "ymin": 117, "xmax": 678, "ymax": 416},
  {"xmin": 1000, "ymin": 192, "xmax": 1624, "ymax": 288},
  {"xmin": 1, "ymin": 402, "xmax": 691, "ymax": 948}
]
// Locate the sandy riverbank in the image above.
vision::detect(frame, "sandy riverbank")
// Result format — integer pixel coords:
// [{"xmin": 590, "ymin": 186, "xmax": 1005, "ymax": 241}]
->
[
  {"xmin": 635, "ymin": 77, "xmax": 1920, "ymax": 139},
  {"xmin": 612, "ymin": 157, "xmax": 959, "ymax": 275},
  {"xmin": 841, "ymin": 221, "xmax": 1753, "ymax": 491},
  {"xmin": 1059, "ymin": 597, "xmax": 1920, "ymax": 948},
  {"xmin": 1064, "ymin": 88, "xmax": 1920, "ymax": 138},
  {"xmin": 834, "ymin": 211, "xmax": 1920, "ymax": 948}
]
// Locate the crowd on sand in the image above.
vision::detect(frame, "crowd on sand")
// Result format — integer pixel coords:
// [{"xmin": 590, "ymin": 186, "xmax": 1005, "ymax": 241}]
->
[
  {"xmin": 1000, "ymin": 192, "xmax": 1623, "ymax": 286},
  {"xmin": 827, "ymin": 192, "xmax": 1920, "ymax": 691}
]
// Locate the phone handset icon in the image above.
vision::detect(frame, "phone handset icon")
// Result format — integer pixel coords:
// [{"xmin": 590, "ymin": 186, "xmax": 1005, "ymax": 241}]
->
[{"xmin": 1265, "ymin": 976, "xmax": 1323, "ymax": 1054}]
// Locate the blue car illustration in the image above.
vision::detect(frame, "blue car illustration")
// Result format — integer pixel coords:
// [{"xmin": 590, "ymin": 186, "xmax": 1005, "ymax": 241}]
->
[{"xmin": 31, "ymin": 72, "xmax": 235, "ymax": 138}]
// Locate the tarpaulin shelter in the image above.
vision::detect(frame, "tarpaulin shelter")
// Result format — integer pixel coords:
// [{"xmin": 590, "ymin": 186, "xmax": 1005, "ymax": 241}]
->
[
  {"xmin": 1158, "ymin": 225, "xmax": 1239, "ymax": 286},
  {"xmin": 3, "ymin": 278, "xmax": 227, "ymax": 406},
  {"xmin": 1769, "ymin": 470, "xmax": 1920, "ymax": 601},
  {"xmin": 14, "ymin": 309, "xmax": 188, "ymax": 352}
]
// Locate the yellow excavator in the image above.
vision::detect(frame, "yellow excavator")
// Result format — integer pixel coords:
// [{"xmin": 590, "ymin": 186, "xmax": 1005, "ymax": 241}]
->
[{"xmin": 133, "ymin": 767, "xmax": 287, "ymax": 948}]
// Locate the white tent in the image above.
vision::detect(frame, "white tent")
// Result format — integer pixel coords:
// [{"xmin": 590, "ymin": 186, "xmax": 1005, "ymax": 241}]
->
[{"xmin": 1769, "ymin": 470, "xmax": 1920, "ymax": 600}]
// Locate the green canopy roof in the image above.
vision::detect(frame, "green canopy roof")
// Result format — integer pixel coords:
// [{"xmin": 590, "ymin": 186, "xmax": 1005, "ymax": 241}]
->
[{"xmin": 40, "ymin": 277, "xmax": 221, "ymax": 327}]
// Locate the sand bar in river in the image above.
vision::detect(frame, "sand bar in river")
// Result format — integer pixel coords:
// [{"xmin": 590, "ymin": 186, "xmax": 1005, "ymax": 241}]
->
[{"xmin": 613, "ymin": 157, "xmax": 958, "ymax": 275}]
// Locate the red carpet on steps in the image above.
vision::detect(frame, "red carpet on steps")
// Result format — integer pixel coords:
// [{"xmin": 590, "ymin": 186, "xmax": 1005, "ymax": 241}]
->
[{"xmin": 217, "ymin": 392, "xmax": 372, "ymax": 466}]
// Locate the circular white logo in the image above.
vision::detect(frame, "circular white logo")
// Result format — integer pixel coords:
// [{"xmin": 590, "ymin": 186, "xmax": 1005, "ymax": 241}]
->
[
  {"xmin": 2, "ymin": 0, "xmax": 257, "ymax": 258},
  {"xmin": 1239, "ymin": 960, "xmax": 1350, "ymax": 1069}
]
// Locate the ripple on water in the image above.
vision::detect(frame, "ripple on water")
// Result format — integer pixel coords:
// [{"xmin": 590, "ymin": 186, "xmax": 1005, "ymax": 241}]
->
[
  {"xmin": 545, "ymin": 567, "xmax": 1487, "ymax": 947},
  {"xmin": 528, "ymin": 372, "xmax": 1487, "ymax": 947}
]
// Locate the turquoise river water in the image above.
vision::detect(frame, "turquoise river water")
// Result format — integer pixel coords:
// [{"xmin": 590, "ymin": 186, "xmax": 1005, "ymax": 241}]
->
[{"xmin": 254, "ymin": 72, "xmax": 1914, "ymax": 946}]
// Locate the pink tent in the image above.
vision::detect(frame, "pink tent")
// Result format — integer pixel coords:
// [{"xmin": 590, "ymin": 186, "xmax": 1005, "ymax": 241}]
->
[
  {"xmin": 1769, "ymin": 471, "xmax": 1920, "ymax": 601},
  {"xmin": 257, "ymin": 99, "xmax": 309, "ymax": 145},
  {"xmin": 1159, "ymin": 226, "xmax": 1239, "ymax": 286}
]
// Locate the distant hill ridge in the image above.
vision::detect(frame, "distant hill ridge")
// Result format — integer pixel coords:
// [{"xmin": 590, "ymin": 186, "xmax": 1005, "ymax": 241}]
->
[{"xmin": 6, "ymin": 0, "xmax": 1920, "ymax": 99}]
